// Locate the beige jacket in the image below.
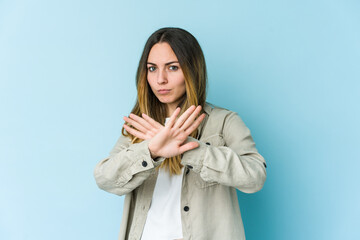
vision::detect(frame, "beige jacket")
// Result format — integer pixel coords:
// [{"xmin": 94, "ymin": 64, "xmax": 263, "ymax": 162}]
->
[{"xmin": 94, "ymin": 102, "xmax": 267, "ymax": 240}]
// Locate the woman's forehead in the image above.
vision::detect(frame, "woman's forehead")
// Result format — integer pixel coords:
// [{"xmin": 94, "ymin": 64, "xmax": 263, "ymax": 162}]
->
[{"xmin": 147, "ymin": 42, "xmax": 178, "ymax": 64}]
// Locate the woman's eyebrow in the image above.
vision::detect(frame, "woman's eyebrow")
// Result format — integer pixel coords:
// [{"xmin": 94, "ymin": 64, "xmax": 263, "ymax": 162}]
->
[{"xmin": 147, "ymin": 61, "xmax": 179, "ymax": 65}]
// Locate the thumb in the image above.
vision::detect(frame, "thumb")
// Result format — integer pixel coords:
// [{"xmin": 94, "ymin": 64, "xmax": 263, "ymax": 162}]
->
[{"xmin": 179, "ymin": 141, "xmax": 200, "ymax": 154}]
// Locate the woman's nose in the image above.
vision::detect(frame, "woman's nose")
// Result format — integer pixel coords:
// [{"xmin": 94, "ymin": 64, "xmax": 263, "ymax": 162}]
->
[{"xmin": 157, "ymin": 69, "xmax": 168, "ymax": 84}]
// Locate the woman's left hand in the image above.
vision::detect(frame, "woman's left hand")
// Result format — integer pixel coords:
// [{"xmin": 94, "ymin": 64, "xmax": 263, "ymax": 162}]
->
[
  {"xmin": 123, "ymin": 105, "xmax": 204, "ymax": 142},
  {"xmin": 123, "ymin": 106, "xmax": 205, "ymax": 159}
]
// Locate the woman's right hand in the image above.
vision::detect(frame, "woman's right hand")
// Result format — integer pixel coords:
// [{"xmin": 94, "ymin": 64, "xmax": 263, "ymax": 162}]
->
[{"xmin": 148, "ymin": 105, "xmax": 205, "ymax": 158}]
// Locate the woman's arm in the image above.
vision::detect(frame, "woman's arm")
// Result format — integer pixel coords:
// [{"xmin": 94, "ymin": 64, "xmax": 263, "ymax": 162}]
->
[
  {"xmin": 94, "ymin": 135, "xmax": 165, "ymax": 196},
  {"xmin": 181, "ymin": 111, "xmax": 267, "ymax": 193},
  {"xmin": 94, "ymin": 106, "xmax": 204, "ymax": 196}
]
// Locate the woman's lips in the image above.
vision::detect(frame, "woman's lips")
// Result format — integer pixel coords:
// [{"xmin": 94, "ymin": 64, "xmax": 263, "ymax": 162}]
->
[{"xmin": 158, "ymin": 89, "xmax": 171, "ymax": 94}]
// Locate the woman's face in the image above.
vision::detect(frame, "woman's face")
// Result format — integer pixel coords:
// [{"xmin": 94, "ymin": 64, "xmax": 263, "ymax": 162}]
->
[{"xmin": 147, "ymin": 42, "xmax": 186, "ymax": 116}]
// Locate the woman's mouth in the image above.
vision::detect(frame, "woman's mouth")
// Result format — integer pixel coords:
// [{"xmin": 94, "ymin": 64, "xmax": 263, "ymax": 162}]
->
[{"xmin": 158, "ymin": 89, "xmax": 171, "ymax": 94}]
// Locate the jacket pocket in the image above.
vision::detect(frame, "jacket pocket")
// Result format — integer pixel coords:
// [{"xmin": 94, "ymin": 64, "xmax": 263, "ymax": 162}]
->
[
  {"xmin": 195, "ymin": 134, "xmax": 226, "ymax": 188},
  {"xmin": 195, "ymin": 177, "xmax": 219, "ymax": 188},
  {"xmin": 200, "ymin": 134, "xmax": 226, "ymax": 147}
]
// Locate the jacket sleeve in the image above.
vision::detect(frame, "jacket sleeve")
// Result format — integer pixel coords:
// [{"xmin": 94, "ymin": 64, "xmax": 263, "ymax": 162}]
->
[
  {"xmin": 94, "ymin": 134, "xmax": 165, "ymax": 196},
  {"xmin": 181, "ymin": 111, "xmax": 267, "ymax": 193}
]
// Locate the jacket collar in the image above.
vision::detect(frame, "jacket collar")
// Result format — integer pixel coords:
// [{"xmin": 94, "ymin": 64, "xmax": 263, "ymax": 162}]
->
[
  {"xmin": 204, "ymin": 102, "xmax": 214, "ymax": 115},
  {"xmin": 196, "ymin": 102, "xmax": 213, "ymax": 139}
]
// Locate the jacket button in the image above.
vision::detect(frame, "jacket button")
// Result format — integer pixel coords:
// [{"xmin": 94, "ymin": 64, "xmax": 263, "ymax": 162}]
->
[
  {"xmin": 184, "ymin": 206, "xmax": 189, "ymax": 212},
  {"xmin": 187, "ymin": 165, "xmax": 193, "ymax": 169},
  {"xmin": 186, "ymin": 168, "xmax": 190, "ymax": 174},
  {"xmin": 206, "ymin": 142, "xmax": 211, "ymax": 145},
  {"xmin": 142, "ymin": 160, "xmax": 148, "ymax": 167},
  {"xmin": 263, "ymin": 162, "xmax": 267, "ymax": 168}
]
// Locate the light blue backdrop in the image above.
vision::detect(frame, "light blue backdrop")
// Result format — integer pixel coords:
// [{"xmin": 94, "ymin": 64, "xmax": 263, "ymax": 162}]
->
[{"xmin": 1, "ymin": 0, "xmax": 359, "ymax": 239}]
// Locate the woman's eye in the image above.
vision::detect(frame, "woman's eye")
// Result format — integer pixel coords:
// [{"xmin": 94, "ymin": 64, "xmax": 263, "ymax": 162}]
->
[
  {"xmin": 169, "ymin": 65, "xmax": 178, "ymax": 71},
  {"xmin": 148, "ymin": 66, "xmax": 156, "ymax": 72}
]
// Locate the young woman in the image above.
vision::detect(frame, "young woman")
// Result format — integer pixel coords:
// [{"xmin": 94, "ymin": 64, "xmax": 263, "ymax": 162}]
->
[{"xmin": 94, "ymin": 27, "xmax": 267, "ymax": 240}]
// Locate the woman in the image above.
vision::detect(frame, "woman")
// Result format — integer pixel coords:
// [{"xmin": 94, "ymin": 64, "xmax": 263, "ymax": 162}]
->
[{"xmin": 94, "ymin": 27, "xmax": 267, "ymax": 240}]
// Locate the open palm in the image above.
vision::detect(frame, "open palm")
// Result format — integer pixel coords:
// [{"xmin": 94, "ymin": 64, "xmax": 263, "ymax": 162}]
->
[{"xmin": 123, "ymin": 105, "xmax": 205, "ymax": 159}]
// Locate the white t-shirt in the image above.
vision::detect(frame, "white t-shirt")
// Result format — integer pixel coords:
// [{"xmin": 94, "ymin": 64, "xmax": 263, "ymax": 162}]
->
[{"xmin": 141, "ymin": 118, "xmax": 184, "ymax": 240}]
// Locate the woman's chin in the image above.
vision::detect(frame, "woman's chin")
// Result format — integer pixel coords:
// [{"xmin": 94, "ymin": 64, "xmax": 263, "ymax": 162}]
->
[{"xmin": 157, "ymin": 97, "xmax": 173, "ymax": 104}]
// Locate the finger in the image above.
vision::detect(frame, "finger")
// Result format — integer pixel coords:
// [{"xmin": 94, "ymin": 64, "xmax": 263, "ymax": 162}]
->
[
  {"xmin": 129, "ymin": 113, "xmax": 153, "ymax": 131},
  {"xmin": 123, "ymin": 124, "xmax": 148, "ymax": 140},
  {"xmin": 173, "ymin": 105, "xmax": 196, "ymax": 129},
  {"xmin": 142, "ymin": 113, "xmax": 164, "ymax": 129},
  {"xmin": 184, "ymin": 113, "xmax": 206, "ymax": 135},
  {"xmin": 178, "ymin": 141, "xmax": 200, "ymax": 154},
  {"xmin": 123, "ymin": 116, "xmax": 148, "ymax": 134},
  {"xmin": 180, "ymin": 105, "xmax": 202, "ymax": 131},
  {"xmin": 166, "ymin": 107, "xmax": 181, "ymax": 128}
]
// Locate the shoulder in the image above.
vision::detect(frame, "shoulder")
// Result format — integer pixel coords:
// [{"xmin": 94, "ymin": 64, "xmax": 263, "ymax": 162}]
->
[
  {"xmin": 204, "ymin": 101, "xmax": 249, "ymax": 131},
  {"xmin": 204, "ymin": 102, "xmax": 238, "ymax": 120},
  {"xmin": 204, "ymin": 102, "xmax": 254, "ymax": 148},
  {"xmin": 203, "ymin": 102, "xmax": 246, "ymax": 136}
]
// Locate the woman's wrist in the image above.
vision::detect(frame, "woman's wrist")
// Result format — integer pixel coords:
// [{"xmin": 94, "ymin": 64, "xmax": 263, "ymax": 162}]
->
[
  {"xmin": 148, "ymin": 142, "xmax": 159, "ymax": 159},
  {"xmin": 150, "ymin": 150, "xmax": 159, "ymax": 159}
]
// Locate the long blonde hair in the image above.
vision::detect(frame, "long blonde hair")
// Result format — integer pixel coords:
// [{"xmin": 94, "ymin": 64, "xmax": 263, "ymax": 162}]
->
[{"xmin": 122, "ymin": 27, "xmax": 208, "ymax": 175}]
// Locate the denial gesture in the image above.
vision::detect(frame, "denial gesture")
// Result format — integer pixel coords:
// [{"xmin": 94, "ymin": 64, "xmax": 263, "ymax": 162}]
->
[{"xmin": 123, "ymin": 105, "xmax": 205, "ymax": 159}]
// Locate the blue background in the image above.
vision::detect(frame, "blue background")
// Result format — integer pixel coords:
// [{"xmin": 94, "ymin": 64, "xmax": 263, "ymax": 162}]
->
[{"xmin": 1, "ymin": 0, "xmax": 359, "ymax": 239}]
